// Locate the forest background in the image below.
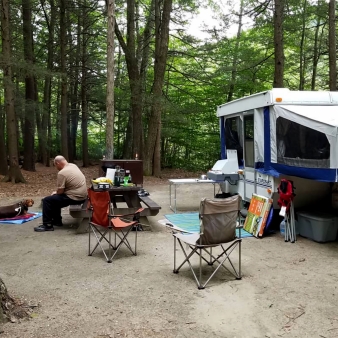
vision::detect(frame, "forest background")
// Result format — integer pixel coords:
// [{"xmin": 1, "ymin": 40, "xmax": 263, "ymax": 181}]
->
[{"xmin": 0, "ymin": 0, "xmax": 337, "ymax": 183}]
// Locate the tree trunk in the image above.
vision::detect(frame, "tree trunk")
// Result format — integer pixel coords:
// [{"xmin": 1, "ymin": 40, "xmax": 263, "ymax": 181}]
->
[
  {"xmin": 81, "ymin": 0, "xmax": 89, "ymax": 167},
  {"xmin": 106, "ymin": 0, "xmax": 115, "ymax": 160},
  {"xmin": 22, "ymin": 0, "xmax": 36, "ymax": 171},
  {"xmin": 115, "ymin": 0, "xmax": 154, "ymax": 160},
  {"xmin": 298, "ymin": 0, "xmax": 307, "ymax": 91},
  {"xmin": 1, "ymin": 0, "xmax": 26, "ymax": 183},
  {"xmin": 68, "ymin": 9, "xmax": 81, "ymax": 163},
  {"xmin": 144, "ymin": 0, "xmax": 172, "ymax": 176},
  {"xmin": 153, "ymin": 120, "xmax": 161, "ymax": 176},
  {"xmin": 0, "ymin": 99, "xmax": 8, "ymax": 175},
  {"xmin": 227, "ymin": 0, "xmax": 244, "ymax": 102},
  {"xmin": 0, "ymin": 277, "xmax": 9, "ymax": 323},
  {"xmin": 311, "ymin": 0, "xmax": 322, "ymax": 91},
  {"xmin": 328, "ymin": 0, "xmax": 337, "ymax": 91},
  {"xmin": 273, "ymin": 0, "xmax": 285, "ymax": 88},
  {"xmin": 0, "ymin": 277, "xmax": 30, "ymax": 323},
  {"xmin": 60, "ymin": 0, "xmax": 68, "ymax": 159}
]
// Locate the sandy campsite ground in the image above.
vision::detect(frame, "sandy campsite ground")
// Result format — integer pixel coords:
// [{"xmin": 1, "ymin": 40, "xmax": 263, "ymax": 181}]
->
[{"xmin": 1, "ymin": 163, "xmax": 338, "ymax": 338}]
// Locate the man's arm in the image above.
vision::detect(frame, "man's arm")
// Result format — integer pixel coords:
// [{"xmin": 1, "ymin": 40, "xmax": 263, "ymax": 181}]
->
[
  {"xmin": 52, "ymin": 173, "xmax": 66, "ymax": 195},
  {"xmin": 52, "ymin": 188, "xmax": 65, "ymax": 195}
]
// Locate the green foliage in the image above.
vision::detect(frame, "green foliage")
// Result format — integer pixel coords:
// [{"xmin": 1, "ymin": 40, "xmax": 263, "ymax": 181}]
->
[{"xmin": 0, "ymin": 0, "xmax": 336, "ymax": 172}]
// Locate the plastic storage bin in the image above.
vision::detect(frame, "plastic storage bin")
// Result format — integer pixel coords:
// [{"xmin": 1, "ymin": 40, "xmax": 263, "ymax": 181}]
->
[{"xmin": 297, "ymin": 211, "xmax": 338, "ymax": 242}]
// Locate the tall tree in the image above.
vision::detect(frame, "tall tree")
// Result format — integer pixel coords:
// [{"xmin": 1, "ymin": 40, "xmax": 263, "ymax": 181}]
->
[
  {"xmin": 114, "ymin": 0, "xmax": 155, "ymax": 160},
  {"xmin": 81, "ymin": 0, "xmax": 89, "ymax": 167},
  {"xmin": 41, "ymin": 0, "xmax": 56, "ymax": 166},
  {"xmin": 311, "ymin": 0, "xmax": 323, "ymax": 90},
  {"xmin": 143, "ymin": 0, "xmax": 173, "ymax": 175},
  {"xmin": 328, "ymin": 0, "xmax": 336, "ymax": 91},
  {"xmin": 298, "ymin": 0, "xmax": 307, "ymax": 90},
  {"xmin": 22, "ymin": 0, "xmax": 36, "ymax": 171},
  {"xmin": 106, "ymin": 0, "xmax": 115, "ymax": 159},
  {"xmin": 273, "ymin": 0, "xmax": 285, "ymax": 87},
  {"xmin": 68, "ymin": 6, "xmax": 81, "ymax": 163},
  {"xmin": 0, "ymin": 103, "xmax": 8, "ymax": 175},
  {"xmin": 1, "ymin": 0, "xmax": 26, "ymax": 183},
  {"xmin": 227, "ymin": 0, "xmax": 244, "ymax": 102},
  {"xmin": 60, "ymin": 0, "xmax": 69, "ymax": 158}
]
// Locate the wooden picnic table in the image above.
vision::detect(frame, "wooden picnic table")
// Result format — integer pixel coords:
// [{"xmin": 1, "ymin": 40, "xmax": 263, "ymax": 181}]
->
[{"xmin": 69, "ymin": 186, "xmax": 161, "ymax": 233}]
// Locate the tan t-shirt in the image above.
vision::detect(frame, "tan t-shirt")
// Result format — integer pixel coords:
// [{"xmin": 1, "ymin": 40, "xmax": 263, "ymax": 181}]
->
[{"xmin": 57, "ymin": 163, "xmax": 87, "ymax": 200}]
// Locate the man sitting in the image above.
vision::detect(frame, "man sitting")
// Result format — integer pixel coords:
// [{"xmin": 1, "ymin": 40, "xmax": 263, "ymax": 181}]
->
[{"xmin": 34, "ymin": 155, "xmax": 87, "ymax": 232}]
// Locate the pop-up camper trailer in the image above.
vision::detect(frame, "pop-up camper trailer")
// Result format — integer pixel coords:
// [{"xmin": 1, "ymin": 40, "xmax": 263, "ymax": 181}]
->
[{"xmin": 213, "ymin": 88, "xmax": 338, "ymax": 208}]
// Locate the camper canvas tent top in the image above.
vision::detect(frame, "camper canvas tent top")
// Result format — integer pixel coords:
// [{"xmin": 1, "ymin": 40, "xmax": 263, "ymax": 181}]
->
[{"xmin": 216, "ymin": 88, "xmax": 338, "ymax": 207}]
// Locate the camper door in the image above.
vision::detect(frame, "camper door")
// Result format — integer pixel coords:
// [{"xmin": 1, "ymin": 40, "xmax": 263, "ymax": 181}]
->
[
  {"xmin": 243, "ymin": 109, "xmax": 273, "ymax": 201},
  {"xmin": 243, "ymin": 113, "xmax": 256, "ymax": 200}
]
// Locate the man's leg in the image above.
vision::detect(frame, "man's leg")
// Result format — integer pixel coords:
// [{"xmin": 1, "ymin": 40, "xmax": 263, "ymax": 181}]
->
[
  {"xmin": 52, "ymin": 195, "xmax": 86, "ymax": 226},
  {"xmin": 34, "ymin": 195, "xmax": 64, "ymax": 232},
  {"xmin": 35, "ymin": 194, "xmax": 86, "ymax": 232}
]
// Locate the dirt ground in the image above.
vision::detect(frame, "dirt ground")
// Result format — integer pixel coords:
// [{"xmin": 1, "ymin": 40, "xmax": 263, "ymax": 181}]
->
[{"xmin": 1, "ymin": 163, "xmax": 338, "ymax": 338}]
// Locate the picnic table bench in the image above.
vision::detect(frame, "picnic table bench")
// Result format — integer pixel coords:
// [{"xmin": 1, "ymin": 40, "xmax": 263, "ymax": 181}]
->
[{"xmin": 69, "ymin": 192, "xmax": 161, "ymax": 234}]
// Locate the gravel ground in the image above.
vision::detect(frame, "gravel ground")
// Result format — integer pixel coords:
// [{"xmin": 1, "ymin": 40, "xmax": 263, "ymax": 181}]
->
[{"xmin": 1, "ymin": 175, "xmax": 338, "ymax": 338}]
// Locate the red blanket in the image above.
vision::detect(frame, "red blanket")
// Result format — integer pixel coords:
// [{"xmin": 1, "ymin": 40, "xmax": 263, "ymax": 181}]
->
[{"xmin": 0, "ymin": 213, "xmax": 35, "ymax": 221}]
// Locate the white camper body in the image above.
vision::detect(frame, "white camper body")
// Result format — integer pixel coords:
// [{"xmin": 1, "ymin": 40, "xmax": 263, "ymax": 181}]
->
[{"xmin": 217, "ymin": 89, "xmax": 338, "ymax": 208}]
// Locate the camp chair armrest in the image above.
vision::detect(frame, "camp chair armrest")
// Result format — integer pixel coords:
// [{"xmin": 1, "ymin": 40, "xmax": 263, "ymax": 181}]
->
[{"xmin": 109, "ymin": 207, "xmax": 144, "ymax": 218}]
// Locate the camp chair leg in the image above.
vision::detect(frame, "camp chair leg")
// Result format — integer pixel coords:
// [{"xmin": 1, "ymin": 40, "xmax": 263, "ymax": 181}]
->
[
  {"xmin": 238, "ymin": 240, "xmax": 242, "ymax": 279},
  {"xmin": 108, "ymin": 226, "xmax": 112, "ymax": 263},
  {"xmin": 134, "ymin": 224, "xmax": 138, "ymax": 255},
  {"xmin": 201, "ymin": 243, "xmax": 241, "ymax": 288},
  {"xmin": 204, "ymin": 240, "xmax": 242, "ymax": 279},
  {"xmin": 174, "ymin": 239, "xmax": 198, "ymax": 272},
  {"xmin": 173, "ymin": 236, "xmax": 177, "ymax": 273},
  {"xmin": 89, "ymin": 224, "xmax": 115, "ymax": 263},
  {"xmin": 88, "ymin": 223, "xmax": 91, "ymax": 256},
  {"xmin": 194, "ymin": 247, "xmax": 216, "ymax": 266},
  {"xmin": 109, "ymin": 225, "xmax": 136, "ymax": 261},
  {"xmin": 174, "ymin": 237, "xmax": 242, "ymax": 289},
  {"xmin": 174, "ymin": 238, "xmax": 204, "ymax": 289},
  {"xmin": 208, "ymin": 248, "xmax": 213, "ymax": 266},
  {"xmin": 198, "ymin": 248, "xmax": 204, "ymax": 290},
  {"xmin": 112, "ymin": 228, "xmax": 135, "ymax": 253}
]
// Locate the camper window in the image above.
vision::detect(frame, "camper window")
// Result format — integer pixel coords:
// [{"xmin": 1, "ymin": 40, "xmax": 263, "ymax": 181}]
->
[
  {"xmin": 244, "ymin": 115, "xmax": 254, "ymax": 167},
  {"xmin": 276, "ymin": 117, "xmax": 330, "ymax": 168},
  {"xmin": 225, "ymin": 117, "xmax": 243, "ymax": 166}
]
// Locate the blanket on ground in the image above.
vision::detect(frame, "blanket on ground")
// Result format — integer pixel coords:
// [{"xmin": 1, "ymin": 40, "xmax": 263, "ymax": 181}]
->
[
  {"xmin": 164, "ymin": 212, "xmax": 253, "ymax": 238},
  {"xmin": 0, "ymin": 212, "xmax": 42, "ymax": 224}
]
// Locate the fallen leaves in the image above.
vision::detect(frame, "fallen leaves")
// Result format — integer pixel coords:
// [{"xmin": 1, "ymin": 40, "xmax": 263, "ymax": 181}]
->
[{"xmin": 0, "ymin": 162, "xmax": 202, "ymax": 202}]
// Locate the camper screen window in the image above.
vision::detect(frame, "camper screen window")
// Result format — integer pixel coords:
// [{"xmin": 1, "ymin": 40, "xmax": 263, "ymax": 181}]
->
[
  {"xmin": 276, "ymin": 117, "xmax": 330, "ymax": 168},
  {"xmin": 225, "ymin": 117, "xmax": 243, "ymax": 166},
  {"xmin": 244, "ymin": 115, "xmax": 254, "ymax": 168}
]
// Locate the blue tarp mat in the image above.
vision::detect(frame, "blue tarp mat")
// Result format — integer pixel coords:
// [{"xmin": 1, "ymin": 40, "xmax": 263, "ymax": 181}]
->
[{"xmin": 165, "ymin": 212, "xmax": 253, "ymax": 238}]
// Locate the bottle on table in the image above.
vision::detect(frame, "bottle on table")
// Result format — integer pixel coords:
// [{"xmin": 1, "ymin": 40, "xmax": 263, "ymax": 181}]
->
[{"xmin": 124, "ymin": 170, "xmax": 130, "ymax": 186}]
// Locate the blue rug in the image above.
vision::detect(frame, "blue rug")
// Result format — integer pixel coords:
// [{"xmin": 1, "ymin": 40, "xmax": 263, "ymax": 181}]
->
[
  {"xmin": 0, "ymin": 212, "xmax": 42, "ymax": 224},
  {"xmin": 164, "ymin": 213, "xmax": 253, "ymax": 238}
]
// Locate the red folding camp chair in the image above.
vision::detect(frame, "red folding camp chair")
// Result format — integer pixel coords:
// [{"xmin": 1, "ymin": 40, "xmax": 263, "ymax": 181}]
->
[{"xmin": 87, "ymin": 188, "xmax": 144, "ymax": 263}]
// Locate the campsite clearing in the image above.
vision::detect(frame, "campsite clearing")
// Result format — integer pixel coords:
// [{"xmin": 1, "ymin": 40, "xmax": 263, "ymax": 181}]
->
[{"xmin": 1, "ymin": 167, "xmax": 338, "ymax": 337}]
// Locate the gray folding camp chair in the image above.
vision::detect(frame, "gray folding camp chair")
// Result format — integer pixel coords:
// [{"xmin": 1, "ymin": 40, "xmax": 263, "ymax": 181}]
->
[{"xmin": 173, "ymin": 195, "xmax": 242, "ymax": 289}]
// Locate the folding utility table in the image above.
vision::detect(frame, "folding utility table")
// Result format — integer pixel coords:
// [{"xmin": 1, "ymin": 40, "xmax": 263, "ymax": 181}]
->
[{"xmin": 168, "ymin": 178, "xmax": 221, "ymax": 213}]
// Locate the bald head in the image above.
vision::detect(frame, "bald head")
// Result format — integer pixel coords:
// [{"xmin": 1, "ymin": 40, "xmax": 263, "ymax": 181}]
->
[{"xmin": 54, "ymin": 155, "xmax": 68, "ymax": 171}]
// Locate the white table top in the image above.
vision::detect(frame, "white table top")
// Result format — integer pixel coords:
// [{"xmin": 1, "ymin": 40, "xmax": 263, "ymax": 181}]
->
[{"xmin": 168, "ymin": 178, "xmax": 218, "ymax": 184}]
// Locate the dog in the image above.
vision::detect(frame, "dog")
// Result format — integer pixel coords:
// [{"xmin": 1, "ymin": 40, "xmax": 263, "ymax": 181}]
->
[{"xmin": 0, "ymin": 199, "xmax": 34, "ymax": 219}]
